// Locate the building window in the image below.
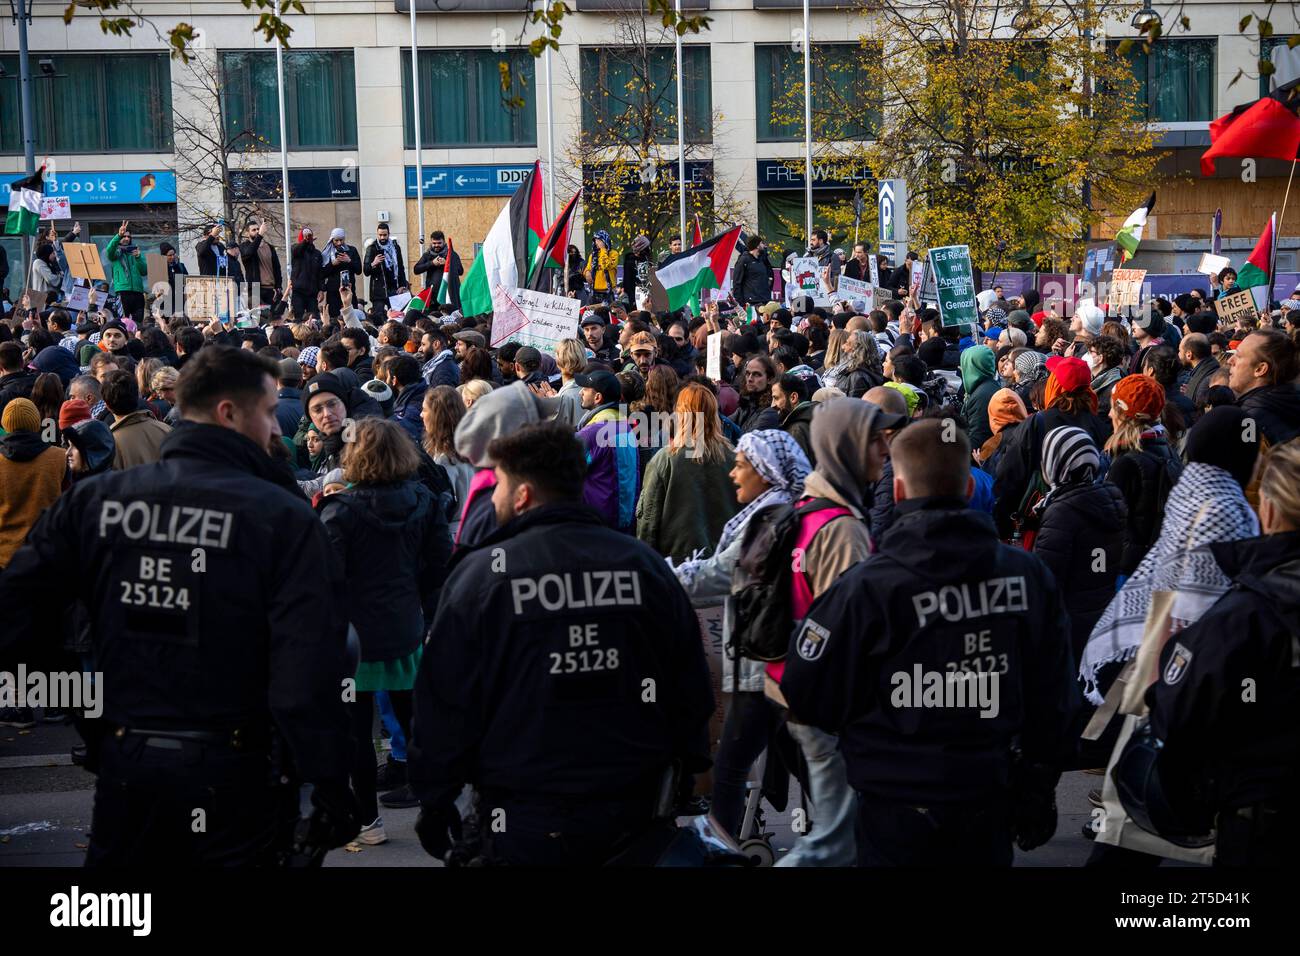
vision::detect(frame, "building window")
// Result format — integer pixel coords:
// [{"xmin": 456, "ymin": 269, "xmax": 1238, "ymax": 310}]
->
[
  {"xmin": 401, "ymin": 49, "xmax": 536, "ymax": 148},
  {"xmin": 0, "ymin": 52, "xmax": 173, "ymax": 154},
  {"xmin": 1261, "ymin": 37, "xmax": 1299, "ymax": 97},
  {"xmin": 580, "ymin": 46, "xmax": 712, "ymax": 144},
  {"xmin": 1113, "ymin": 38, "xmax": 1215, "ymax": 122},
  {"xmin": 222, "ymin": 50, "xmax": 357, "ymax": 151},
  {"xmin": 755, "ymin": 44, "xmax": 880, "ymax": 142}
]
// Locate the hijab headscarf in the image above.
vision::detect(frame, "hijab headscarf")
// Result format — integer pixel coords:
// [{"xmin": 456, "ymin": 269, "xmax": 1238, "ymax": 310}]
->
[
  {"xmin": 1040, "ymin": 425, "xmax": 1100, "ymax": 492},
  {"xmin": 1079, "ymin": 461, "xmax": 1261, "ymax": 703},
  {"xmin": 974, "ymin": 387, "xmax": 1027, "ymax": 463},
  {"xmin": 715, "ymin": 429, "xmax": 811, "ymax": 552},
  {"xmin": 959, "ymin": 344, "xmax": 996, "ymax": 395}
]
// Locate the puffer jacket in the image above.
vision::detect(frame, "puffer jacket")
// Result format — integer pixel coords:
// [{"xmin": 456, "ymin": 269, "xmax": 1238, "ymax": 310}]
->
[{"xmin": 1107, "ymin": 435, "xmax": 1182, "ymax": 576}]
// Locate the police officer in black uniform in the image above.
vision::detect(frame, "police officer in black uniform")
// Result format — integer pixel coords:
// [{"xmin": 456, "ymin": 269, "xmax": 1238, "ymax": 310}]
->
[
  {"xmin": 409, "ymin": 421, "xmax": 714, "ymax": 866},
  {"xmin": 781, "ymin": 418, "xmax": 1081, "ymax": 865},
  {"xmin": 1140, "ymin": 439, "xmax": 1300, "ymax": 866},
  {"xmin": 0, "ymin": 346, "xmax": 359, "ymax": 866}
]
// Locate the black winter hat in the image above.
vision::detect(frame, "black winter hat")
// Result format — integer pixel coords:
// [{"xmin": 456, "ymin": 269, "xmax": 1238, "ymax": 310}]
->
[{"xmin": 1185, "ymin": 405, "xmax": 1261, "ymax": 489}]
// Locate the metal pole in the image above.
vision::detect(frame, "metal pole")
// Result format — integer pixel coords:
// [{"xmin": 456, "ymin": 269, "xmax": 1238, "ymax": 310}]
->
[
  {"xmin": 15, "ymin": 0, "xmax": 36, "ymax": 267},
  {"xmin": 275, "ymin": 42, "xmax": 291, "ymax": 270},
  {"xmin": 802, "ymin": 0, "xmax": 813, "ymax": 245},
  {"xmin": 544, "ymin": 45, "xmax": 556, "ymax": 224},
  {"xmin": 410, "ymin": 0, "xmax": 425, "ymax": 255},
  {"xmin": 675, "ymin": 0, "xmax": 686, "ymax": 243}
]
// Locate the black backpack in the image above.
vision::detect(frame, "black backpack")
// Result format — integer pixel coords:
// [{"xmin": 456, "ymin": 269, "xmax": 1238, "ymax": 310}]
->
[
  {"xmin": 416, "ymin": 450, "xmax": 460, "ymax": 524},
  {"xmin": 730, "ymin": 498, "xmax": 843, "ymax": 663}
]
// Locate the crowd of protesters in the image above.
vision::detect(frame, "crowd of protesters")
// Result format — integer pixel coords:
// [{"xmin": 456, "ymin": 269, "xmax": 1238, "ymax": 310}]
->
[{"xmin": 2, "ymin": 218, "xmax": 1300, "ymax": 868}]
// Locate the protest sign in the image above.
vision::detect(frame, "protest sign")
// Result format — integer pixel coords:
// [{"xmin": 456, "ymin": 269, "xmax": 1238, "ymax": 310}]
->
[
  {"xmin": 1106, "ymin": 268, "xmax": 1146, "ymax": 309},
  {"xmin": 836, "ymin": 274, "xmax": 875, "ymax": 312},
  {"xmin": 184, "ymin": 275, "xmax": 238, "ymax": 321},
  {"xmin": 40, "ymin": 196, "xmax": 71, "ymax": 220},
  {"xmin": 1214, "ymin": 288, "xmax": 1257, "ymax": 326},
  {"xmin": 1198, "ymin": 253, "xmax": 1231, "ymax": 277},
  {"xmin": 868, "ymin": 254, "xmax": 880, "ymax": 288},
  {"xmin": 706, "ymin": 331, "xmax": 723, "ymax": 381},
  {"xmin": 489, "ymin": 285, "xmax": 581, "ymax": 353},
  {"xmin": 790, "ymin": 256, "xmax": 832, "ymax": 305},
  {"xmin": 146, "ymin": 254, "xmax": 169, "ymax": 297},
  {"xmin": 910, "ymin": 260, "xmax": 924, "ymax": 297},
  {"xmin": 66, "ymin": 278, "xmax": 91, "ymax": 313},
  {"xmin": 63, "ymin": 242, "xmax": 106, "ymax": 282},
  {"xmin": 930, "ymin": 245, "xmax": 978, "ymax": 328},
  {"xmin": 387, "ymin": 291, "xmax": 412, "ymax": 312}
]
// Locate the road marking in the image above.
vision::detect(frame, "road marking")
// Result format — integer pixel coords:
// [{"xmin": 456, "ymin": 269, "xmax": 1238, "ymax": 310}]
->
[{"xmin": 0, "ymin": 754, "xmax": 74, "ymax": 769}]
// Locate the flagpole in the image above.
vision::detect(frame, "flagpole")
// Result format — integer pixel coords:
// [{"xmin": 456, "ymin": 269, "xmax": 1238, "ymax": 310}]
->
[
  {"xmin": 1272, "ymin": 158, "xmax": 1297, "ymax": 301},
  {"xmin": 15, "ymin": 0, "xmax": 36, "ymax": 267},
  {"xmin": 675, "ymin": 0, "xmax": 687, "ymax": 244},
  {"xmin": 802, "ymin": 0, "xmax": 813, "ymax": 245},
  {"xmin": 275, "ymin": 42, "xmax": 292, "ymax": 272},
  {"xmin": 544, "ymin": 45, "xmax": 556, "ymax": 226},
  {"xmin": 410, "ymin": 0, "xmax": 426, "ymax": 259}
]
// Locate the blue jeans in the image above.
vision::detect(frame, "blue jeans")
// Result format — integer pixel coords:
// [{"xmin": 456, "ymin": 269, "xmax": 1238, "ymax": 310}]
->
[
  {"xmin": 775, "ymin": 721, "xmax": 857, "ymax": 867},
  {"xmin": 377, "ymin": 691, "xmax": 406, "ymax": 762}
]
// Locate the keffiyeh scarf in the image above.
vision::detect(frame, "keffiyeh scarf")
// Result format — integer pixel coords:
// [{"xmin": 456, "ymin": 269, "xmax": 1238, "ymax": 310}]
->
[{"xmin": 1079, "ymin": 462, "xmax": 1260, "ymax": 703}]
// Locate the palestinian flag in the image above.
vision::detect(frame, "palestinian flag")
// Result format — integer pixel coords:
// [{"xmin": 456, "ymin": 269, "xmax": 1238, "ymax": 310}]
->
[
  {"xmin": 690, "ymin": 214, "xmax": 703, "ymax": 247},
  {"xmin": 405, "ymin": 286, "xmax": 434, "ymax": 317},
  {"xmin": 527, "ymin": 189, "xmax": 580, "ymax": 291},
  {"xmin": 437, "ymin": 238, "xmax": 455, "ymax": 306},
  {"xmin": 4, "ymin": 167, "xmax": 44, "ymax": 236},
  {"xmin": 460, "ymin": 160, "xmax": 545, "ymax": 316},
  {"xmin": 656, "ymin": 225, "xmax": 743, "ymax": 313},
  {"xmin": 1238, "ymin": 213, "xmax": 1276, "ymax": 311},
  {"xmin": 1114, "ymin": 193, "xmax": 1155, "ymax": 265},
  {"xmin": 1201, "ymin": 79, "xmax": 1300, "ymax": 176}
]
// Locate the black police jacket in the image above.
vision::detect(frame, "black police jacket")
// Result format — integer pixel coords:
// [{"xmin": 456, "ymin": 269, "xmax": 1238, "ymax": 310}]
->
[
  {"xmin": 0, "ymin": 423, "xmax": 353, "ymax": 784},
  {"xmin": 780, "ymin": 497, "xmax": 1080, "ymax": 804},
  {"xmin": 408, "ymin": 502, "xmax": 714, "ymax": 811},
  {"xmin": 317, "ymin": 480, "xmax": 451, "ymax": 662},
  {"xmin": 1148, "ymin": 530, "xmax": 1300, "ymax": 816}
]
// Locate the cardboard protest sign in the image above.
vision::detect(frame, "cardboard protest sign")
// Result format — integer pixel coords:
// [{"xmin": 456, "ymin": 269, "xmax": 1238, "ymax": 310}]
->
[
  {"xmin": 184, "ymin": 275, "xmax": 238, "ymax": 321},
  {"xmin": 836, "ymin": 274, "xmax": 875, "ymax": 312},
  {"xmin": 1106, "ymin": 268, "xmax": 1146, "ymax": 309},
  {"xmin": 929, "ymin": 245, "xmax": 978, "ymax": 328},
  {"xmin": 40, "ymin": 196, "xmax": 71, "ymax": 220},
  {"xmin": 63, "ymin": 242, "xmax": 106, "ymax": 282},
  {"xmin": 146, "ymin": 254, "xmax": 169, "ymax": 297},
  {"xmin": 489, "ymin": 285, "xmax": 580, "ymax": 353},
  {"xmin": 1198, "ymin": 253, "xmax": 1231, "ymax": 277},
  {"xmin": 1214, "ymin": 288, "xmax": 1257, "ymax": 326},
  {"xmin": 706, "ymin": 331, "xmax": 723, "ymax": 381}
]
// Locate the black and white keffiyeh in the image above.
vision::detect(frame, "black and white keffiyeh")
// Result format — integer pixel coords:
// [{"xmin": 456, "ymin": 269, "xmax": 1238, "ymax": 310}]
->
[{"xmin": 1079, "ymin": 461, "xmax": 1260, "ymax": 703}]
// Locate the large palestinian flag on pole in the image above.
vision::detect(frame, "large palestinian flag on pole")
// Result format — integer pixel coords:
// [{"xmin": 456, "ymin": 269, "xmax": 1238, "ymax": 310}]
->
[
  {"xmin": 655, "ymin": 225, "xmax": 743, "ymax": 313},
  {"xmin": 1238, "ymin": 213, "xmax": 1276, "ymax": 311},
  {"xmin": 527, "ymin": 189, "xmax": 579, "ymax": 291},
  {"xmin": 5, "ymin": 167, "xmax": 44, "ymax": 236},
  {"xmin": 1114, "ymin": 193, "xmax": 1155, "ymax": 265},
  {"xmin": 459, "ymin": 161, "xmax": 545, "ymax": 316},
  {"xmin": 1201, "ymin": 78, "xmax": 1300, "ymax": 176}
]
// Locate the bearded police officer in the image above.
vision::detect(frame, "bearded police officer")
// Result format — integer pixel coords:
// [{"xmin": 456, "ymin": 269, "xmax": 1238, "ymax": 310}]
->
[
  {"xmin": 780, "ymin": 418, "xmax": 1080, "ymax": 865},
  {"xmin": 409, "ymin": 421, "xmax": 714, "ymax": 865},
  {"xmin": 0, "ymin": 346, "xmax": 359, "ymax": 866}
]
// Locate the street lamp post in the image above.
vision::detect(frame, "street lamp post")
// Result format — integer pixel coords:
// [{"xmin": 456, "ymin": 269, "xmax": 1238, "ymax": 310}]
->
[{"xmin": 9, "ymin": 0, "xmax": 37, "ymax": 266}]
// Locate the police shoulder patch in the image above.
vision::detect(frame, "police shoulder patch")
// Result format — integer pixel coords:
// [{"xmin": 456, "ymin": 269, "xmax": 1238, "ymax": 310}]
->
[
  {"xmin": 1163, "ymin": 642, "xmax": 1193, "ymax": 686},
  {"xmin": 795, "ymin": 618, "xmax": 831, "ymax": 662}
]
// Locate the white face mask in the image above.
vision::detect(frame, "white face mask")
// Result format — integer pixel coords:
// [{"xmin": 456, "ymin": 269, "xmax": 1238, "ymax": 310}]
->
[{"xmin": 1086, "ymin": 351, "xmax": 1103, "ymax": 372}]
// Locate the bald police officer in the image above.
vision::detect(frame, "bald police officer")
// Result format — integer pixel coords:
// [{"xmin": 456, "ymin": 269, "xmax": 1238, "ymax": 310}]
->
[
  {"xmin": 0, "ymin": 346, "xmax": 359, "ymax": 866},
  {"xmin": 410, "ymin": 421, "xmax": 714, "ymax": 865},
  {"xmin": 780, "ymin": 418, "xmax": 1080, "ymax": 865}
]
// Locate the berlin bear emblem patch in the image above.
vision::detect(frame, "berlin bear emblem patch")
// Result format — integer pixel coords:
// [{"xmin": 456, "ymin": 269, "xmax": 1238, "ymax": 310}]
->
[
  {"xmin": 1163, "ymin": 643, "xmax": 1193, "ymax": 686},
  {"xmin": 795, "ymin": 619, "xmax": 831, "ymax": 661}
]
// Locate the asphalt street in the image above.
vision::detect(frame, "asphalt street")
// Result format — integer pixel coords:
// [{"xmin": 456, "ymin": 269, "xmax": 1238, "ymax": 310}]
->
[{"xmin": 0, "ymin": 711, "xmax": 1132, "ymax": 868}]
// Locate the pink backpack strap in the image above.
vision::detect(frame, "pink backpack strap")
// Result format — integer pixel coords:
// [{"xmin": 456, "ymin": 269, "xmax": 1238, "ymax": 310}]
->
[
  {"xmin": 455, "ymin": 468, "xmax": 497, "ymax": 546},
  {"xmin": 790, "ymin": 497, "xmax": 853, "ymax": 620}
]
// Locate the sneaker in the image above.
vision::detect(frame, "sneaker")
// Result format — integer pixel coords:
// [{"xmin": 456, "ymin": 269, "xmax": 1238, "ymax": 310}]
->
[
  {"xmin": 355, "ymin": 817, "xmax": 388, "ymax": 845},
  {"xmin": 43, "ymin": 708, "xmax": 70, "ymax": 723},
  {"xmin": 379, "ymin": 785, "xmax": 419, "ymax": 810},
  {"xmin": 0, "ymin": 707, "xmax": 36, "ymax": 729},
  {"xmin": 1087, "ymin": 788, "xmax": 1103, "ymax": 809},
  {"xmin": 375, "ymin": 757, "xmax": 407, "ymax": 791}
]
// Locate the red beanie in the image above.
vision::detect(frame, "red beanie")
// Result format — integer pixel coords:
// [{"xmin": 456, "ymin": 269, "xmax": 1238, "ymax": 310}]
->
[
  {"xmin": 1045, "ymin": 355, "xmax": 1091, "ymax": 393},
  {"xmin": 58, "ymin": 399, "xmax": 92, "ymax": 431},
  {"xmin": 1111, "ymin": 373, "xmax": 1166, "ymax": 420}
]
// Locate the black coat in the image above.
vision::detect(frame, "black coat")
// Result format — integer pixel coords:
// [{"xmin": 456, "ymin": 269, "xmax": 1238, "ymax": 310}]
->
[
  {"xmin": 412, "ymin": 248, "xmax": 463, "ymax": 312},
  {"xmin": 238, "ymin": 233, "xmax": 283, "ymax": 292},
  {"xmin": 406, "ymin": 503, "xmax": 714, "ymax": 811},
  {"xmin": 0, "ymin": 369, "xmax": 39, "ymax": 417},
  {"xmin": 321, "ymin": 243, "xmax": 362, "ymax": 298},
  {"xmin": 1031, "ymin": 480, "xmax": 1127, "ymax": 664},
  {"xmin": 1181, "ymin": 356, "xmax": 1219, "ymax": 411},
  {"xmin": 780, "ymin": 401, "xmax": 816, "ymax": 465},
  {"xmin": 1107, "ymin": 438, "xmax": 1182, "ymax": 576},
  {"xmin": 317, "ymin": 480, "xmax": 451, "ymax": 662},
  {"xmin": 0, "ymin": 423, "xmax": 353, "ymax": 785},
  {"xmin": 734, "ymin": 396, "xmax": 780, "ymax": 434},
  {"xmin": 194, "ymin": 237, "xmax": 232, "ymax": 277},
  {"xmin": 291, "ymin": 240, "xmax": 324, "ymax": 297},
  {"xmin": 362, "ymin": 240, "xmax": 407, "ymax": 310},
  {"xmin": 732, "ymin": 250, "xmax": 774, "ymax": 305}
]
